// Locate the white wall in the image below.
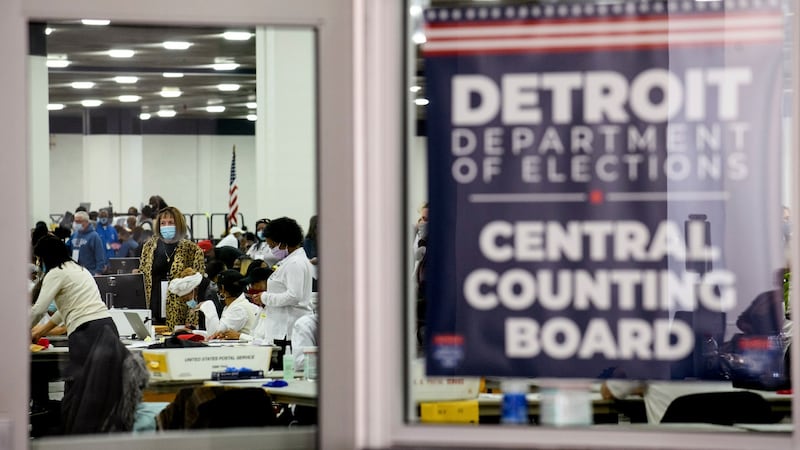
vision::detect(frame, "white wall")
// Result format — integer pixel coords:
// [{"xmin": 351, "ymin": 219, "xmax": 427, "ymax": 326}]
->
[{"xmin": 47, "ymin": 133, "xmax": 317, "ymax": 237}]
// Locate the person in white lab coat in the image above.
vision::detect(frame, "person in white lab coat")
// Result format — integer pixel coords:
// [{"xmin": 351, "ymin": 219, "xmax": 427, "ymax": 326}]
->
[{"xmin": 259, "ymin": 217, "xmax": 314, "ymax": 343}]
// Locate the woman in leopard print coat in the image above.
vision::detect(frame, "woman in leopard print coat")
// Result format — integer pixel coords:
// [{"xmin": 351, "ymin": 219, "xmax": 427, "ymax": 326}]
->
[{"xmin": 138, "ymin": 206, "xmax": 204, "ymax": 330}]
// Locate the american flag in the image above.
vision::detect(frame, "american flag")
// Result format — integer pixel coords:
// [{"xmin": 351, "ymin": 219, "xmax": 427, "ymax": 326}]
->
[{"xmin": 228, "ymin": 146, "xmax": 238, "ymax": 227}]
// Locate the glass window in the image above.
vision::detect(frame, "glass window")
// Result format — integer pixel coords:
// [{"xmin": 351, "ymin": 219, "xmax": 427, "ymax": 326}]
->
[{"xmin": 406, "ymin": 0, "xmax": 796, "ymax": 437}]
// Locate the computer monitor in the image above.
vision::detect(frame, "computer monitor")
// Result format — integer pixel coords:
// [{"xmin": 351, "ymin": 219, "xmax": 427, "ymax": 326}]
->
[
  {"xmin": 94, "ymin": 273, "xmax": 147, "ymax": 309},
  {"xmin": 108, "ymin": 257, "xmax": 140, "ymax": 274}
]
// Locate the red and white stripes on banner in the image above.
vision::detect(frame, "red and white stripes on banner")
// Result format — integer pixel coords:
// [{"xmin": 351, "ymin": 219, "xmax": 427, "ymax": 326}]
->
[
  {"xmin": 228, "ymin": 146, "xmax": 239, "ymax": 226},
  {"xmin": 422, "ymin": 11, "xmax": 784, "ymax": 56}
]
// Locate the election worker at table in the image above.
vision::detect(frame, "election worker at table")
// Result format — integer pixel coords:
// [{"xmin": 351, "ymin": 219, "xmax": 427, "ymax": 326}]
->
[
  {"xmin": 208, "ymin": 270, "xmax": 256, "ymax": 338},
  {"xmin": 168, "ymin": 267, "xmax": 220, "ymax": 333},
  {"xmin": 30, "ymin": 235, "xmax": 131, "ymax": 432}
]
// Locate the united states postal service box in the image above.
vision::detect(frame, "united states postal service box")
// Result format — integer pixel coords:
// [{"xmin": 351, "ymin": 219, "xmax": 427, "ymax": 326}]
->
[
  {"xmin": 411, "ymin": 358, "xmax": 481, "ymax": 402},
  {"xmin": 142, "ymin": 345, "xmax": 272, "ymax": 381}
]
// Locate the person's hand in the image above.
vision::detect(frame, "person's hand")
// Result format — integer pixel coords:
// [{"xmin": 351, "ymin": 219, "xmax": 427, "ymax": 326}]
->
[
  {"xmin": 31, "ymin": 325, "xmax": 46, "ymax": 343},
  {"xmin": 210, "ymin": 330, "xmax": 240, "ymax": 340},
  {"xmin": 131, "ymin": 268, "xmax": 140, "ymax": 274},
  {"xmin": 310, "ymin": 257, "xmax": 318, "ymax": 266}
]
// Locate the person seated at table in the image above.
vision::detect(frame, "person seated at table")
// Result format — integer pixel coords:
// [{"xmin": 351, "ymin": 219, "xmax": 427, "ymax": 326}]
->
[
  {"xmin": 291, "ymin": 293, "xmax": 319, "ymax": 371},
  {"xmin": 207, "ymin": 270, "xmax": 256, "ymax": 339},
  {"xmin": 213, "ymin": 266, "xmax": 273, "ymax": 342},
  {"xmin": 168, "ymin": 267, "xmax": 220, "ymax": 333},
  {"xmin": 600, "ymin": 379, "xmax": 753, "ymax": 424}
]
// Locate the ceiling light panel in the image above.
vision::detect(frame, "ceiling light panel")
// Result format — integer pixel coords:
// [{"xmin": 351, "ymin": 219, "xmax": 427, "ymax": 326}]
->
[
  {"xmin": 139, "ymin": 113, "xmax": 151, "ymax": 120},
  {"xmin": 162, "ymin": 72, "xmax": 184, "ymax": 78},
  {"xmin": 157, "ymin": 109, "xmax": 176, "ymax": 118},
  {"xmin": 71, "ymin": 81, "xmax": 95, "ymax": 89},
  {"xmin": 81, "ymin": 99, "xmax": 102, "ymax": 107},
  {"xmin": 114, "ymin": 76, "xmax": 138, "ymax": 84},
  {"xmin": 212, "ymin": 62, "xmax": 239, "ymax": 71},
  {"xmin": 206, "ymin": 105, "xmax": 226, "ymax": 113},
  {"xmin": 162, "ymin": 41, "xmax": 192, "ymax": 50},
  {"xmin": 46, "ymin": 59, "xmax": 70, "ymax": 68},
  {"xmin": 108, "ymin": 49, "xmax": 135, "ymax": 58},
  {"xmin": 118, "ymin": 95, "xmax": 141, "ymax": 102},
  {"xmin": 246, "ymin": 102, "xmax": 257, "ymax": 109},
  {"xmin": 81, "ymin": 19, "xmax": 110, "ymax": 26},
  {"xmin": 223, "ymin": 31, "xmax": 252, "ymax": 41},
  {"xmin": 47, "ymin": 104, "xmax": 65, "ymax": 111},
  {"xmin": 160, "ymin": 87, "xmax": 182, "ymax": 98},
  {"xmin": 217, "ymin": 83, "xmax": 240, "ymax": 92}
]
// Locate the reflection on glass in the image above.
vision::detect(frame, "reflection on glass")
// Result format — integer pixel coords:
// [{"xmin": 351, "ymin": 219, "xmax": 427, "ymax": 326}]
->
[
  {"xmin": 29, "ymin": 22, "xmax": 318, "ymax": 438},
  {"xmin": 406, "ymin": 0, "xmax": 794, "ymax": 431}
]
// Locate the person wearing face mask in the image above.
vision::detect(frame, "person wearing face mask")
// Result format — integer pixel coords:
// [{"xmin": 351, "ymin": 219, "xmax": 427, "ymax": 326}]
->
[
  {"xmin": 247, "ymin": 218, "xmax": 271, "ymax": 261},
  {"xmin": 208, "ymin": 270, "xmax": 257, "ymax": 339},
  {"xmin": 136, "ymin": 206, "xmax": 205, "ymax": 330},
  {"xmin": 70, "ymin": 211, "xmax": 108, "ymax": 276},
  {"xmin": 259, "ymin": 217, "xmax": 314, "ymax": 344},
  {"xmin": 95, "ymin": 208, "xmax": 120, "ymax": 262},
  {"xmin": 262, "ymin": 234, "xmax": 290, "ymax": 268},
  {"xmin": 168, "ymin": 267, "xmax": 220, "ymax": 333}
]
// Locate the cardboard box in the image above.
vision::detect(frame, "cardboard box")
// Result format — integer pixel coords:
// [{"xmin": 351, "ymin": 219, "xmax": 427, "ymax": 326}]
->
[
  {"xmin": 411, "ymin": 358, "xmax": 481, "ymax": 402},
  {"xmin": 420, "ymin": 399, "xmax": 479, "ymax": 424},
  {"xmin": 142, "ymin": 345, "xmax": 272, "ymax": 381}
]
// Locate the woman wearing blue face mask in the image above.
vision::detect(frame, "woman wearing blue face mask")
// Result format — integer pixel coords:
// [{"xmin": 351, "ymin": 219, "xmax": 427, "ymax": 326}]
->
[
  {"xmin": 137, "ymin": 206, "xmax": 204, "ymax": 330},
  {"xmin": 246, "ymin": 218, "xmax": 271, "ymax": 261},
  {"xmin": 168, "ymin": 267, "xmax": 221, "ymax": 333}
]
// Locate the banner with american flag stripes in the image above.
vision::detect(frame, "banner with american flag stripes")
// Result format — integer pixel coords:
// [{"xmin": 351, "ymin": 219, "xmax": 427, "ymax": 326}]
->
[{"xmin": 423, "ymin": 0, "xmax": 786, "ymax": 379}]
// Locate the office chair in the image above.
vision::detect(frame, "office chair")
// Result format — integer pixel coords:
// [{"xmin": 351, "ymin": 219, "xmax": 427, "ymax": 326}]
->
[{"xmin": 660, "ymin": 391, "xmax": 776, "ymax": 425}]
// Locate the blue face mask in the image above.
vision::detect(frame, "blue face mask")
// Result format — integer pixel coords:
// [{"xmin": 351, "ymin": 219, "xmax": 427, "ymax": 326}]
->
[
  {"xmin": 47, "ymin": 301, "xmax": 57, "ymax": 314},
  {"xmin": 257, "ymin": 230, "xmax": 264, "ymax": 240},
  {"xmin": 98, "ymin": 217, "xmax": 108, "ymax": 225},
  {"xmin": 186, "ymin": 299, "xmax": 198, "ymax": 309},
  {"xmin": 161, "ymin": 225, "xmax": 176, "ymax": 240}
]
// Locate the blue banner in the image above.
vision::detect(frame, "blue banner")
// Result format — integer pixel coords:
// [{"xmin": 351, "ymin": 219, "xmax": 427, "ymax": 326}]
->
[{"xmin": 423, "ymin": 0, "xmax": 786, "ymax": 379}]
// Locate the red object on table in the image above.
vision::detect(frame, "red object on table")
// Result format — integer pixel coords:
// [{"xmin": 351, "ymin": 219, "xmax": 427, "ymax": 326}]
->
[{"xmin": 36, "ymin": 338, "xmax": 50, "ymax": 349}]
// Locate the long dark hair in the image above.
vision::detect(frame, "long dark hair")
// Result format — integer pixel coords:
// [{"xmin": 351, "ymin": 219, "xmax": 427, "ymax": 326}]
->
[
  {"xmin": 305, "ymin": 215, "xmax": 318, "ymax": 241},
  {"xmin": 33, "ymin": 235, "xmax": 73, "ymax": 272}
]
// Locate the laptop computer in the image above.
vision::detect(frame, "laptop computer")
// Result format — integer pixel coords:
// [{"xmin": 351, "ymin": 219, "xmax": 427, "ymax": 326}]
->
[{"xmin": 124, "ymin": 311, "xmax": 152, "ymax": 340}]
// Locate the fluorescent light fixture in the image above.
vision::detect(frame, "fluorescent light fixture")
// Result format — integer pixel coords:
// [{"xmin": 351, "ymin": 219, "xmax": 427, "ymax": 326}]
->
[
  {"xmin": 114, "ymin": 76, "xmax": 138, "ymax": 84},
  {"xmin": 223, "ymin": 31, "xmax": 252, "ymax": 41},
  {"xmin": 46, "ymin": 59, "xmax": 70, "ymax": 68},
  {"xmin": 206, "ymin": 105, "xmax": 226, "ymax": 113},
  {"xmin": 217, "ymin": 83, "xmax": 240, "ymax": 92},
  {"xmin": 47, "ymin": 104, "xmax": 65, "ymax": 111},
  {"xmin": 247, "ymin": 114, "xmax": 257, "ymax": 121},
  {"xmin": 412, "ymin": 31, "xmax": 426, "ymax": 45},
  {"xmin": 71, "ymin": 81, "xmax": 95, "ymax": 89},
  {"xmin": 409, "ymin": 85, "xmax": 421, "ymax": 93},
  {"xmin": 162, "ymin": 72, "xmax": 184, "ymax": 78},
  {"xmin": 160, "ymin": 87, "xmax": 182, "ymax": 98},
  {"xmin": 212, "ymin": 62, "xmax": 239, "ymax": 71},
  {"xmin": 45, "ymin": 27, "xmax": 53, "ymax": 35},
  {"xmin": 157, "ymin": 109, "xmax": 176, "ymax": 118},
  {"xmin": 118, "ymin": 95, "xmax": 141, "ymax": 103},
  {"xmin": 409, "ymin": 5, "xmax": 423, "ymax": 16},
  {"xmin": 139, "ymin": 112, "xmax": 151, "ymax": 120},
  {"xmin": 81, "ymin": 99, "xmax": 102, "ymax": 107},
  {"xmin": 108, "ymin": 49, "xmax": 135, "ymax": 58},
  {"xmin": 81, "ymin": 19, "xmax": 110, "ymax": 26},
  {"xmin": 246, "ymin": 102, "xmax": 257, "ymax": 109},
  {"xmin": 414, "ymin": 98, "xmax": 429, "ymax": 106},
  {"xmin": 162, "ymin": 41, "xmax": 193, "ymax": 50}
]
